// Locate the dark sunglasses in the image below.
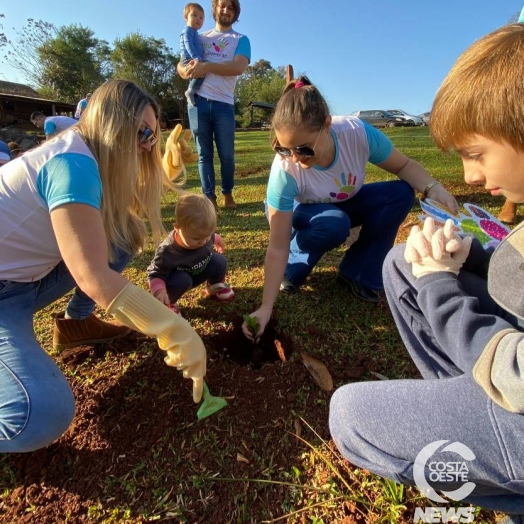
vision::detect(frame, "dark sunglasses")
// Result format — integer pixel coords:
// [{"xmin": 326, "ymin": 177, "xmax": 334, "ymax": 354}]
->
[
  {"xmin": 138, "ymin": 126, "xmax": 158, "ymax": 146},
  {"xmin": 272, "ymin": 126, "xmax": 323, "ymax": 158}
]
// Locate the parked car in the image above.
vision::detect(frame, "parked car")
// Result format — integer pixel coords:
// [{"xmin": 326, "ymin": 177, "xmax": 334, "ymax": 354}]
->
[
  {"xmin": 350, "ymin": 110, "xmax": 410, "ymax": 128},
  {"xmin": 386, "ymin": 109, "xmax": 424, "ymax": 126},
  {"xmin": 419, "ymin": 111, "xmax": 431, "ymax": 126}
]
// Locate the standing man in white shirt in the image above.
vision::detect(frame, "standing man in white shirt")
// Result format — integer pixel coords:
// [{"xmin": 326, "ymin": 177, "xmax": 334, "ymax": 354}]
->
[{"xmin": 178, "ymin": 0, "xmax": 251, "ymax": 210}]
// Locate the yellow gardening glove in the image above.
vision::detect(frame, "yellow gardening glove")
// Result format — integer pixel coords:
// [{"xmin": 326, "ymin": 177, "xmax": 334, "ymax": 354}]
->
[
  {"xmin": 404, "ymin": 218, "xmax": 472, "ymax": 278},
  {"xmin": 162, "ymin": 124, "xmax": 199, "ymax": 181},
  {"xmin": 107, "ymin": 283, "xmax": 206, "ymax": 402}
]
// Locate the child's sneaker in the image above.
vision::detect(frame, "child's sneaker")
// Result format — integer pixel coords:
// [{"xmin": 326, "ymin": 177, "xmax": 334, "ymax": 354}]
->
[{"xmin": 206, "ymin": 282, "xmax": 235, "ymax": 301}]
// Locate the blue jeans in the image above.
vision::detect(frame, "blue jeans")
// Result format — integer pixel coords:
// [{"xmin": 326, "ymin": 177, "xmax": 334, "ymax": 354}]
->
[
  {"xmin": 0, "ymin": 248, "xmax": 132, "ymax": 452},
  {"xmin": 329, "ymin": 245, "xmax": 524, "ymax": 514},
  {"xmin": 277, "ymin": 180, "xmax": 414, "ymax": 290},
  {"xmin": 165, "ymin": 253, "xmax": 228, "ymax": 303},
  {"xmin": 188, "ymin": 94, "xmax": 236, "ymax": 198}
]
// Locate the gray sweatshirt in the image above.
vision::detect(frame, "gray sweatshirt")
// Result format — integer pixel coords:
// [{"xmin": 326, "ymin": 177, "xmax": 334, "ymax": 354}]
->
[{"xmin": 414, "ymin": 222, "xmax": 524, "ymax": 412}]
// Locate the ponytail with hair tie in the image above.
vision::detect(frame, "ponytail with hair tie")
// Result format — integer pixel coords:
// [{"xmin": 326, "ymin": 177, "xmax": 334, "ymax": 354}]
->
[{"xmin": 273, "ymin": 69, "xmax": 329, "ymax": 131}]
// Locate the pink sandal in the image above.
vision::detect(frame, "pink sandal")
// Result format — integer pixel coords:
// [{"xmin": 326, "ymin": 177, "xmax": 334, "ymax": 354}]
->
[{"xmin": 206, "ymin": 282, "xmax": 235, "ymax": 301}]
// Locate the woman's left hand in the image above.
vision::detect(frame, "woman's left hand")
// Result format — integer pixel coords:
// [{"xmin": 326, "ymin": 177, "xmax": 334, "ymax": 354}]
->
[{"xmin": 426, "ymin": 184, "xmax": 459, "ymax": 214}]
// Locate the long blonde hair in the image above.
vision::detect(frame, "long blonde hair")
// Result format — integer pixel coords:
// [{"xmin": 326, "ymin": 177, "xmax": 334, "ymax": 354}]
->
[
  {"xmin": 431, "ymin": 23, "xmax": 524, "ymax": 152},
  {"xmin": 76, "ymin": 80, "xmax": 181, "ymax": 260}
]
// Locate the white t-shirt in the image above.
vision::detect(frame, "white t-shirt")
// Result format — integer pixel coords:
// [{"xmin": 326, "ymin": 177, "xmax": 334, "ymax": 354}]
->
[
  {"xmin": 44, "ymin": 116, "xmax": 77, "ymax": 136},
  {"xmin": 266, "ymin": 116, "xmax": 393, "ymax": 212},
  {"xmin": 0, "ymin": 129, "xmax": 102, "ymax": 282},
  {"xmin": 196, "ymin": 28, "xmax": 251, "ymax": 105}
]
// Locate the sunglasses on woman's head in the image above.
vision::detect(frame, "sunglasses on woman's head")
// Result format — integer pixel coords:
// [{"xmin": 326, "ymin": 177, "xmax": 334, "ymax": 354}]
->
[
  {"xmin": 138, "ymin": 126, "xmax": 158, "ymax": 146},
  {"xmin": 272, "ymin": 127, "xmax": 323, "ymax": 158}
]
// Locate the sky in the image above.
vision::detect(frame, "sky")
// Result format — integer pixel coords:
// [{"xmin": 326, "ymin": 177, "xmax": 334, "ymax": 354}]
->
[{"xmin": 1, "ymin": 0, "xmax": 522, "ymax": 116}]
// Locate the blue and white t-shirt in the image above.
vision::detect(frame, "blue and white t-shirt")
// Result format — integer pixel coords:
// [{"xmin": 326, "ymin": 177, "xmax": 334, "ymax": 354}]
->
[
  {"xmin": 0, "ymin": 129, "xmax": 102, "ymax": 282},
  {"xmin": 44, "ymin": 116, "xmax": 77, "ymax": 137},
  {"xmin": 266, "ymin": 116, "xmax": 393, "ymax": 212},
  {"xmin": 74, "ymin": 98, "xmax": 89, "ymax": 119},
  {"xmin": 197, "ymin": 28, "xmax": 251, "ymax": 105}
]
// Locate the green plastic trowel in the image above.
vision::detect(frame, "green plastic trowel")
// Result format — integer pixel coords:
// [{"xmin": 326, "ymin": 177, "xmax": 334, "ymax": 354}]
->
[{"xmin": 197, "ymin": 382, "xmax": 227, "ymax": 420}]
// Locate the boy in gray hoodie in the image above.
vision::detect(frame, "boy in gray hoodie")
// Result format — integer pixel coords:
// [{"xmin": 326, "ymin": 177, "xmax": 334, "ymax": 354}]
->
[{"xmin": 330, "ymin": 21, "xmax": 524, "ymax": 524}]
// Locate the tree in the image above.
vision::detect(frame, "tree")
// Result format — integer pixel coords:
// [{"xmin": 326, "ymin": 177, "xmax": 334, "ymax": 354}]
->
[
  {"xmin": 235, "ymin": 60, "xmax": 286, "ymax": 127},
  {"xmin": 1, "ymin": 19, "xmax": 109, "ymax": 102},
  {"xmin": 242, "ymin": 59, "xmax": 273, "ymax": 80},
  {"xmin": 2, "ymin": 18, "xmax": 56, "ymax": 88},
  {"xmin": 110, "ymin": 33, "xmax": 183, "ymax": 123},
  {"xmin": 38, "ymin": 24, "xmax": 110, "ymax": 102},
  {"xmin": 0, "ymin": 14, "xmax": 7, "ymax": 48}
]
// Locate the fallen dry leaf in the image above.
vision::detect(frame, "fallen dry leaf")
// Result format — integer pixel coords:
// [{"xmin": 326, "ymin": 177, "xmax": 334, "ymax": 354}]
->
[
  {"xmin": 300, "ymin": 352, "xmax": 333, "ymax": 391},
  {"xmin": 236, "ymin": 453, "xmax": 249, "ymax": 464},
  {"xmin": 275, "ymin": 338, "xmax": 286, "ymax": 363}
]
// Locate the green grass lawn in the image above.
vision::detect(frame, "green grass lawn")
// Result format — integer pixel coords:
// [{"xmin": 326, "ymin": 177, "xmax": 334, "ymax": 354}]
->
[{"xmin": 0, "ymin": 126, "xmax": 507, "ymax": 523}]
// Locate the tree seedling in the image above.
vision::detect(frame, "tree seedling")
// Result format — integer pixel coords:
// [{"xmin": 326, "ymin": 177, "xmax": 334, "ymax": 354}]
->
[{"xmin": 243, "ymin": 314, "xmax": 260, "ymax": 345}]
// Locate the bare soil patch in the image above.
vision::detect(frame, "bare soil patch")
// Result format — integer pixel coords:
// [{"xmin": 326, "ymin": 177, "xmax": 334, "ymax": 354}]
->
[{"xmin": 0, "ymin": 317, "xmax": 348, "ymax": 523}]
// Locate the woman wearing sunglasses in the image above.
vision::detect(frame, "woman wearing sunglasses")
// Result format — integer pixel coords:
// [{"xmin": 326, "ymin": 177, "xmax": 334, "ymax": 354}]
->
[
  {"xmin": 243, "ymin": 75, "xmax": 457, "ymax": 341},
  {"xmin": 0, "ymin": 79, "xmax": 207, "ymax": 453}
]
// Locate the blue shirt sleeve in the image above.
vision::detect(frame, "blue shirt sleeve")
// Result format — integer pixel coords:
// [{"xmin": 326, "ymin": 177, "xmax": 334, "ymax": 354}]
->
[
  {"xmin": 182, "ymin": 27, "xmax": 203, "ymax": 59},
  {"xmin": 362, "ymin": 121, "xmax": 393, "ymax": 164},
  {"xmin": 266, "ymin": 158, "xmax": 298, "ymax": 212},
  {"xmin": 44, "ymin": 120, "xmax": 57, "ymax": 137},
  {"xmin": 36, "ymin": 153, "xmax": 102, "ymax": 212},
  {"xmin": 235, "ymin": 35, "xmax": 251, "ymax": 62}
]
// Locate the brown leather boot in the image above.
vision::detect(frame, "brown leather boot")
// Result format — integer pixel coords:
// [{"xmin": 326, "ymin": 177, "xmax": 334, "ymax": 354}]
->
[
  {"xmin": 53, "ymin": 312, "xmax": 131, "ymax": 351},
  {"xmin": 223, "ymin": 193, "xmax": 237, "ymax": 209},
  {"xmin": 498, "ymin": 199, "xmax": 518, "ymax": 225}
]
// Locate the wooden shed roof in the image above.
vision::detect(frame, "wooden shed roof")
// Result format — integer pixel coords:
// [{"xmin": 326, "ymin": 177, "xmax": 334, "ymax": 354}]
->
[
  {"xmin": 0, "ymin": 80, "xmax": 74, "ymax": 107},
  {"xmin": 0, "ymin": 80, "xmax": 40, "ymax": 97}
]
